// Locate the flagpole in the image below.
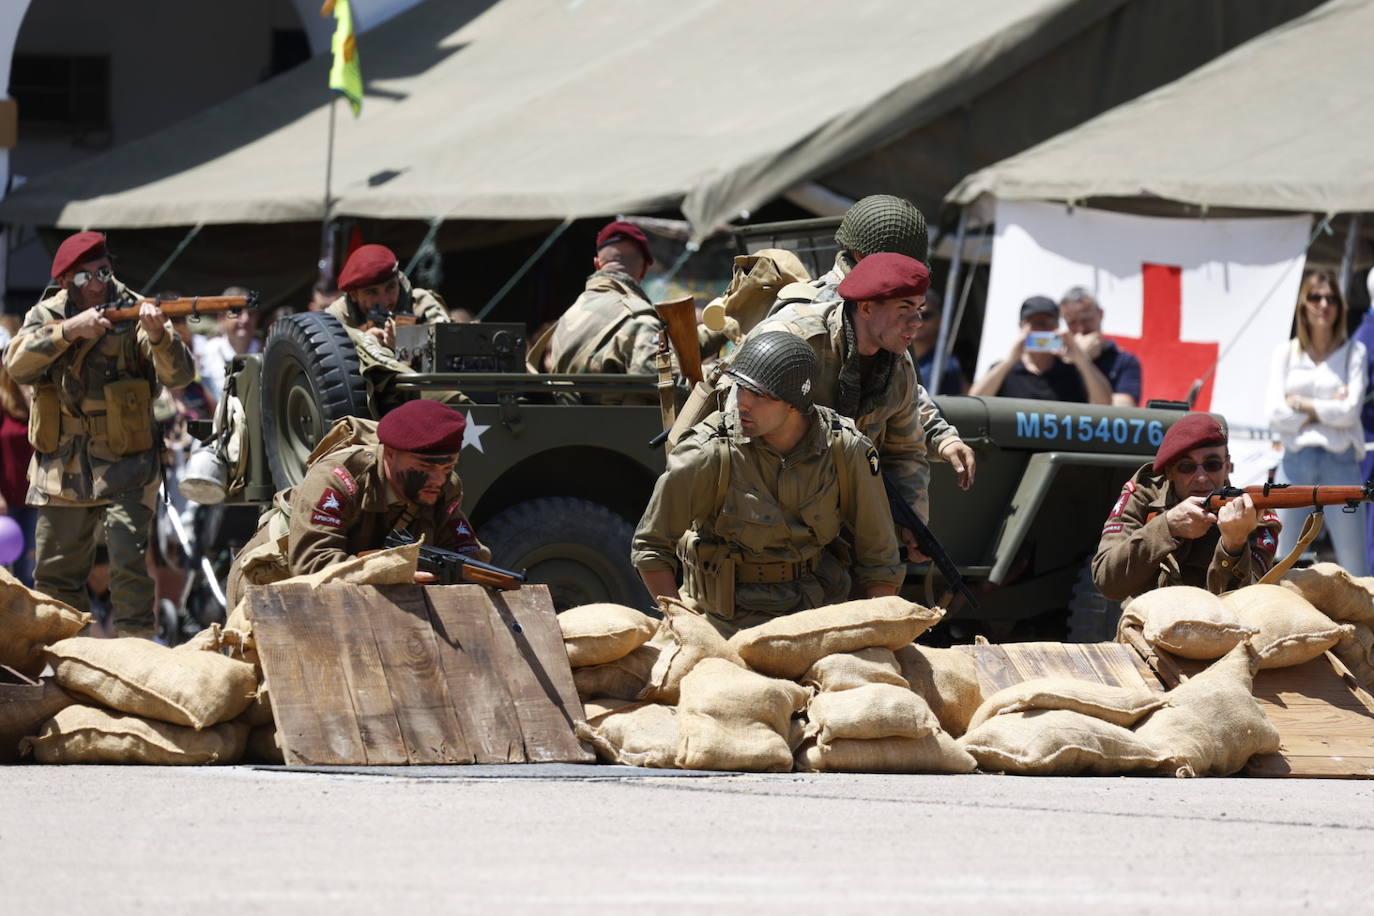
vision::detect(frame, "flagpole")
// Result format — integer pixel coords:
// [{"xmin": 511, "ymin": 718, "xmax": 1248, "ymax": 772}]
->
[{"xmin": 319, "ymin": 95, "xmax": 338, "ymax": 284}]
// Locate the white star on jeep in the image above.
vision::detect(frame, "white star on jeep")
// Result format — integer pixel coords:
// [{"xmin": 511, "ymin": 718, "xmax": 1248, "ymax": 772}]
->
[{"xmin": 461, "ymin": 411, "xmax": 490, "ymax": 453}]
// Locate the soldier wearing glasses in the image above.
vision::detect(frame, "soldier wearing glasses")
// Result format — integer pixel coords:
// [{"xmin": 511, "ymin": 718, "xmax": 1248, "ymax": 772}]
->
[
  {"xmin": 1092, "ymin": 413, "xmax": 1281, "ymax": 600},
  {"xmin": 4, "ymin": 231, "xmax": 195, "ymax": 636}
]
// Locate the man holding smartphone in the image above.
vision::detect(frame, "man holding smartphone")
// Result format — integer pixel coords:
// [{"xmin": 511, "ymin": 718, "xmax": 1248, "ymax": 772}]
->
[{"xmin": 969, "ymin": 296, "xmax": 1112, "ymax": 404}]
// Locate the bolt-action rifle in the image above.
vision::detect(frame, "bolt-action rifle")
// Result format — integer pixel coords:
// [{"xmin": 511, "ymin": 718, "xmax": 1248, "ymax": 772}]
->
[
  {"xmin": 1201, "ymin": 478, "xmax": 1374, "ymax": 513},
  {"xmin": 882, "ymin": 470, "xmax": 978, "ymax": 610},
  {"xmin": 384, "ymin": 528, "xmax": 527, "ymax": 590},
  {"xmin": 100, "ymin": 292, "xmax": 259, "ymax": 323}
]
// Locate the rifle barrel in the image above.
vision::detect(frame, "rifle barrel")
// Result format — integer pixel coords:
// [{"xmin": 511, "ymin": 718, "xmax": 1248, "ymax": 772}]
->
[
  {"xmin": 1204, "ymin": 485, "xmax": 1369, "ymax": 512},
  {"xmin": 102, "ymin": 295, "xmax": 256, "ymax": 322}
]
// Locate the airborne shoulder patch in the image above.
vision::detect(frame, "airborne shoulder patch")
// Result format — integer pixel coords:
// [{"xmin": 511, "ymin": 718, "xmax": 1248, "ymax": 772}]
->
[
  {"xmin": 1107, "ymin": 480, "xmax": 1137, "ymax": 520},
  {"xmin": 865, "ymin": 446, "xmax": 880, "ymax": 476}
]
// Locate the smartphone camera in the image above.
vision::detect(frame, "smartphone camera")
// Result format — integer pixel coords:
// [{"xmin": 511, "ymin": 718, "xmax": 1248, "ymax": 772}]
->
[{"xmin": 1024, "ymin": 330, "xmax": 1062, "ymax": 353}]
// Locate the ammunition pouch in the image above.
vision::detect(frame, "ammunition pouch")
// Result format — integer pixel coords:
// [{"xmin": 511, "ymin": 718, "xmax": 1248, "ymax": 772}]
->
[
  {"xmin": 102, "ymin": 378, "xmax": 154, "ymax": 456},
  {"xmin": 678, "ymin": 530, "xmax": 736, "ymax": 620},
  {"xmin": 28, "ymin": 382, "xmax": 61, "ymax": 454}
]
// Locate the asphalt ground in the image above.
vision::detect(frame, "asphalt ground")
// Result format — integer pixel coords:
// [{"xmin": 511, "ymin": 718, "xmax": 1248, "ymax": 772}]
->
[{"xmin": 1, "ymin": 765, "xmax": 1370, "ymax": 914}]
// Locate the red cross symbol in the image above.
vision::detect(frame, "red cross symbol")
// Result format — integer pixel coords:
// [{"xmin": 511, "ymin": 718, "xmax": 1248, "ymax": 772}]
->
[{"xmin": 1106, "ymin": 263, "xmax": 1219, "ymax": 410}]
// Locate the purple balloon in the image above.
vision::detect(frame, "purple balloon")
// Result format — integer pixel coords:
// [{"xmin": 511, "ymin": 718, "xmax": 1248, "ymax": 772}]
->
[{"xmin": 0, "ymin": 515, "xmax": 23, "ymax": 565}]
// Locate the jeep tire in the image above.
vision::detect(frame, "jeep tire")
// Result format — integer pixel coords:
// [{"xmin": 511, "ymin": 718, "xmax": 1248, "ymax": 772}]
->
[
  {"xmin": 479, "ymin": 497, "xmax": 651, "ymax": 612},
  {"xmin": 261, "ymin": 312, "xmax": 369, "ymax": 491}
]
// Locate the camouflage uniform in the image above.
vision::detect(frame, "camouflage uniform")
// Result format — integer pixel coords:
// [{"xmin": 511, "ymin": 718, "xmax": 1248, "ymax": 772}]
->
[
  {"xmin": 632, "ymin": 405, "xmax": 904, "ymax": 636},
  {"xmin": 225, "ymin": 441, "xmax": 489, "ymax": 607},
  {"xmin": 1091, "ymin": 463, "xmax": 1282, "ymax": 601},
  {"xmin": 4, "ymin": 282, "xmax": 195, "ymax": 632},
  {"xmin": 545, "ymin": 270, "xmax": 659, "ymax": 405},
  {"xmin": 751, "ymin": 297, "xmax": 961, "ymax": 522}
]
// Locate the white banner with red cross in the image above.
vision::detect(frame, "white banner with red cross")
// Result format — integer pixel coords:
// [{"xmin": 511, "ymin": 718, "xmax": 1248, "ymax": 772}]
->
[{"xmin": 977, "ymin": 200, "xmax": 1312, "ymax": 485}]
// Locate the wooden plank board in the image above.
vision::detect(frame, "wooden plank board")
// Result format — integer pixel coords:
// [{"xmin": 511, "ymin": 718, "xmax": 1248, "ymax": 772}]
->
[
  {"xmin": 954, "ymin": 642, "xmax": 1164, "ymax": 697},
  {"xmin": 317, "ymin": 587, "xmax": 410, "ymax": 765},
  {"xmin": 953, "ymin": 645, "xmax": 1021, "ymax": 696},
  {"xmin": 1076, "ymin": 642, "xmax": 1163, "ymax": 691}
]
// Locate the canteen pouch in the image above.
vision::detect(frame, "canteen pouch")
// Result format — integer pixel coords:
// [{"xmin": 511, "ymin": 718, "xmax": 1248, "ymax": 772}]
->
[
  {"xmin": 102, "ymin": 378, "xmax": 154, "ymax": 455},
  {"xmin": 28, "ymin": 381, "xmax": 61, "ymax": 454},
  {"xmin": 679, "ymin": 530, "xmax": 736, "ymax": 620}
]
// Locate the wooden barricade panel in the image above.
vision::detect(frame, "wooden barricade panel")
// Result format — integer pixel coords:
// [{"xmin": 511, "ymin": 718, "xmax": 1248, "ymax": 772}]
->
[
  {"xmin": 248, "ymin": 583, "xmax": 593, "ymax": 766},
  {"xmin": 954, "ymin": 641, "xmax": 1166, "ymax": 698}
]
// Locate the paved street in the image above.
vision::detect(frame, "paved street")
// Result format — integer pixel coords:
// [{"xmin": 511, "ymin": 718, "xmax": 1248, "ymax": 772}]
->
[{"xmin": 1, "ymin": 765, "xmax": 1369, "ymax": 914}]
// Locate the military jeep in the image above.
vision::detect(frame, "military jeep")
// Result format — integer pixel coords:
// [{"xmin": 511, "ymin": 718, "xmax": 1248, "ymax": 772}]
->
[{"xmin": 218, "ymin": 307, "xmax": 1188, "ymax": 642}]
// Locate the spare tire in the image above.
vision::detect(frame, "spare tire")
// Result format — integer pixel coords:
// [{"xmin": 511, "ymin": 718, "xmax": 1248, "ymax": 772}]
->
[{"xmin": 261, "ymin": 312, "xmax": 369, "ymax": 490}]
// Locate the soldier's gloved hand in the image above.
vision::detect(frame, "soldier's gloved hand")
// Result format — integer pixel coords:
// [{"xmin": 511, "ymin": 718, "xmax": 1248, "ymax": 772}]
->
[
  {"xmin": 1217, "ymin": 493, "xmax": 1259, "ymax": 554},
  {"xmin": 137, "ymin": 300, "xmax": 168, "ymax": 344},
  {"xmin": 61, "ymin": 307, "xmax": 113, "ymax": 341},
  {"xmin": 1165, "ymin": 496, "xmax": 1217, "ymax": 540},
  {"xmin": 364, "ymin": 325, "xmax": 391, "ymax": 348},
  {"xmin": 939, "ymin": 439, "xmax": 976, "ymax": 489}
]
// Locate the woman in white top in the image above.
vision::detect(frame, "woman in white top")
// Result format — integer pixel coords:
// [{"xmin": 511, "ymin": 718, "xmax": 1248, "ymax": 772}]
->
[{"xmin": 1267, "ymin": 271, "xmax": 1368, "ymax": 574}]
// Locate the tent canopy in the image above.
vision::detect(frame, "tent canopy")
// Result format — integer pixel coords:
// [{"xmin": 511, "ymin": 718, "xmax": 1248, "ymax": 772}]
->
[{"xmin": 948, "ymin": 0, "xmax": 1374, "ymax": 216}]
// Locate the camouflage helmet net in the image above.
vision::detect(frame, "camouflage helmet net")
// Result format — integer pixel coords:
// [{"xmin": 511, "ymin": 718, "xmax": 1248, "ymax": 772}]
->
[
  {"xmin": 834, "ymin": 194, "xmax": 929, "ymax": 263},
  {"xmin": 726, "ymin": 331, "xmax": 819, "ymax": 413}
]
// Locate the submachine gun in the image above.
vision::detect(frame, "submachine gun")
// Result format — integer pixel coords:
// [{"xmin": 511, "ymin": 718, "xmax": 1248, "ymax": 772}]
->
[{"xmin": 384, "ymin": 528, "xmax": 527, "ymax": 590}]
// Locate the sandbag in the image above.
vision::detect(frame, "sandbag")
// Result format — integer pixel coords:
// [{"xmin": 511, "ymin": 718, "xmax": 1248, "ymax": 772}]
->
[
  {"xmin": 0, "ymin": 566, "xmax": 91, "ymax": 677},
  {"xmin": 244, "ymin": 723, "xmax": 284, "ymax": 764},
  {"xmin": 967, "ymin": 678, "xmax": 1167, "ymax": 731},
  {"xmin": 801, "ymin": 648, "xmax": 908, "ymax": 692},
  {"xmin": 275, "ymin": 542, "xmax": 420, "ymax": 589},
  {"xmin": 1221, "ymin": 584, "xmax": 1354, "ymax": 669},
  {"xmin": 1118, "ymin": 585, "xmax": 1256, "ymax": 660},
  {"xmin": 1134, "ymin": 644, "xmax": 1280, "ymax": 777},
  {"xmin": 22, "ymin": 705, "xmax": 248, "ymax": 765},
  {"xmin": 573, "ymin": 643, "xmax": 659, "ymax": 701},
  {"xmin": 728, "ymin": 597, "xmax": 943, "ymax": 679},
  {"xmin": 236, "ymin": 680, "xmax": 274, "ymax": 728},
  {"xmin": 895, "ymin": 645, "xmax": 983, "ymax": 738},
  {"xmin": 641, "ymin": 598, "xmax": 745, "ymax": 704},
  {"xmin": 223, "ymin": 600, "xmax": 259, "ymax": 669},
  {"xmin": 675, "ymin": 658, "xmax": 810, "ymax": 772},
  {"xmin": 575, "ymin": 701, "xmax": 679, "ymax": 768},
  {"xmin": 582, "ymin": 697, "xmax": 639, "ymax": 720},
  {"xmin": 0, "ymin": 678, "xmax": 75, "ymax": 763},
  {"xmin": 959, "ymin": 709, "xmax": 1170, "ymax": 776},
  {"xmin": 805, "ymin": 683, "xmax": 938, "ymax": 747},
  {"xmin": 559, "ymin": 604, "xmax": 657, "ymax": 668},
  {"xmin": 796, "ymin": 732, "xmax": 976, "ymax": 774},
  {"xmin": 1281, "ymin": 563, "xmax": 1374, "ymax": 626},
  {"xmin": 1333, "ymin": 623, "xmax": 1374, "ymax": 688},
  {"xmin": 48, "ymin": 636, "xmax": 258, "ymax": 729}
]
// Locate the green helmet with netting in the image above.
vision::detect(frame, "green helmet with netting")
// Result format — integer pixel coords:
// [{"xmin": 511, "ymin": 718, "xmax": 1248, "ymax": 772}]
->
[
  {"xmin": 834, "ymin": 194, "xmax": 928, "ymax": 263},
  {"xmin": 725, "ymin": 331, "xmax": 818, "ymax": 413}
]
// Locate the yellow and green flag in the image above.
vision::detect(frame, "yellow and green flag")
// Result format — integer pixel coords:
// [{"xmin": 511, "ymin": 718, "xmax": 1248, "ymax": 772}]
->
[{"xmin": 321, "ymin": 0, "xmax": 363, "ymax": 116}]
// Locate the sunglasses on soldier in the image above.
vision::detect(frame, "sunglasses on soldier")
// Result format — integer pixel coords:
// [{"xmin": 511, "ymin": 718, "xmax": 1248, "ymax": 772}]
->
[
  {"xmin": 1172, "ymin": 456, "xmax": 1225, "ymax": 475},
  {"xmin": 71, "ymin": 266, "xmax": 113, "ymax": 288}
]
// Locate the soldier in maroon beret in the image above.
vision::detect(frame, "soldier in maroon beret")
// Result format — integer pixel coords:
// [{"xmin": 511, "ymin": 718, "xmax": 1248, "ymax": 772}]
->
[
  {"xmin": 1092, "ymin": 412, "xmax": 1281, "ymax": 601},
  {"xmin": 225, "ymin": 400, "xmax": 488, "ymax": 604},
  {"xmin": 4, "ymin": 230, "xmax": 195, "ymax": 636},
  {"xmin": 325, "ymin": 243, "xmax": 451, "ymax": 352}
]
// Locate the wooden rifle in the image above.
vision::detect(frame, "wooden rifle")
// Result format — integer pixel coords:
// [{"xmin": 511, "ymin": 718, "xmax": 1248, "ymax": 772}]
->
[
  {"xmin": 654, "ymin": 296, "xmax": 703, "ymax": 388},
  {"xmin": 384, "ymin": 529, "xmax": 526, "ymax": 590},
  {"xmin": 1202, "ymin": 480, "xmax": 1374, "ymax": 513},
  {"xmin": 99, "ymin": 293, "xmax": 259, "ymax": 323}
]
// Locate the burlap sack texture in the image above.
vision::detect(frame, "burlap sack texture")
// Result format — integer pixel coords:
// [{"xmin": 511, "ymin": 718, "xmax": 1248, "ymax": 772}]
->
[
  {"xmin": 0, "ymin": 679, "xmax": 75, "ymax": 763},
  {"xmin": 894, "ymin": 645, "xmax": 983, "ymax": 738},
  {"xmin": 801, "ymin": 648, "xmax": 908, "ymax": 692},
  {"xmin": 47, "ymin": 636, "xmax": 258, "ymax": 730},
  {"xmin": 676, "ymin": 658, "xmax": 811, "ymax": 772},
  {"xmin": 1221, "ymin": 584, "xmax": 1354, "ymax": 669},
  {"xmin": 967, "ymin": 679, "xmax": 1167, "ymax": 731},
  {"xmin": 804, "ymin": 683, "xmax": 939, "ymax": 747},
  {"xmin": 1282, "ymin": 562, "xmax": 1374, "ymax": 626},
  {"xmin": 640, "ymin": 598, "xmax": 746, "ymax": 704},
  {"xmin": 1333, "ymin": 624, "xmax": 1374, "ymax": 688},
  {"xmin": 558, "ymin": 603, "xmax": 657, "ymax": 668},
  {"xmin": 959, "ymin": 709, "xmax": 1170, "ymax": 777},
  {"xmin": 572, "ymin": 643, "xmax": 660, "ymax": 702},
  {"xmin": 22, "ymin": 705, "xmax": 248, "ymax": 765},
  {"xmin": 582, "ymin": 697, "xmax": 639, "ymax": 719},
  {"xmin": 1119, "ymin": 585, "xmax": 1257, "ymax": 660},
  {"xmin": 0, "ymin": 566, "xmax": 91, "ymax": 677},
  {"xmin": 728, "ymin": 597, "xmax": 943, "ymax": 679},
  {"xmin": 245, "ymin": 723, "xmax": 284, "ymax": 764},
  {"xmin": 575, "ymin": 701, "xmax": 679, "ymax": 768},
  {"xmin": 1134, "ymin": 643, "xmax": 1280, "ymax": 777},
  {"xmin": 796, "ymin": 732, "xmax": 976, "ymax": 774}
]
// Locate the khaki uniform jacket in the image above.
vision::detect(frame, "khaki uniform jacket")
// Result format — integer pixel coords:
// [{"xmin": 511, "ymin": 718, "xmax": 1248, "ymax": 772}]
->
[
  {"xmin": 1091, "ymin": 463, "xmax": 1282, "ymax": 601},
  {"xmin": 632, "ymin": 406, "xmax": 904, "ymax": 621},
  {"xmin": 751, "ymin": 297, "xmax": 960, "ymax": 522},
  {"xmin": 4, "ymin": 283, "xmax": 195, "ymax": 507},
  {"xmin": 546, "ymin": 271, "xmax": 658, "ymax": 405}
]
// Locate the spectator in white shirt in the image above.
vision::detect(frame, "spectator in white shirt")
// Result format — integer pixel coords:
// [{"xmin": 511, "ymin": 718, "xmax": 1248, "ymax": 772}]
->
[
  {"xmin": 1267, "ymin": 270, "xmax": 1368, "ymax": 574},
  {"xmin": 198, "ymin": 286, "xmax": 262, "ymax": 403}
]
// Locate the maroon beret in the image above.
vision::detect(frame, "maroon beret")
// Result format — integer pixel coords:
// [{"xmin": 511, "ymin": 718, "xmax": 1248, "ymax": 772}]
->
[
  {"xmin": 837, "ymin": 252, "xmax": 931, "ymax": 302},
  {"xmin": 1153, "ymin": 413, "xmax": 1227, "ymax": 473},
  {"xmin": 595, "ymin": 220, "xmax": 653, "ymax": 265},
  {"xmin": 51, "ymin": 231, "xmax": 108, "ymax": 280},
  {"xmin": 378, "ymin": 400, "xmax": 467, "ymax": 456},
  {"xmin": 338, "ymin": 244, "xmax": 400, "ymax": 292}
]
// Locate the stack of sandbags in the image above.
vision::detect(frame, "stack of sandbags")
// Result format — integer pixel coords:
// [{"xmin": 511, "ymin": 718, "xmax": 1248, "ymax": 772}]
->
[
  {"xmin": 1282, "ymin": 563, "xmax": 1374, "ymax": 688},
  {"xmin": 1221, "ymin": 584, "xmax": 1353, "ymax": 669},
  {"xmin": 0, "ymin": 567, "xmax": 89, "ymax": 761},
  {"xmin": 575, "ymin": 699, "xmax": 679, "ymax": 769},
  {"xmin": 1117, "ymin": 586, "xmax": 1257, "ymax": 660},
  {"xmin": 676, "ymin": 658, "xmax": 810, "ymax": 772},
  {"xmin": 22, "ymin": 636, "xmax": 257, "ymax": 764},
  {"xmin": 894, "ymin": 644, "xmax": 983, "ymax": 738},
  {"xmin": 0, "ymin": 679, "xmax": 76, "ymax": 764},
  {"xmin": 559, "ymin": 602, "xmax": 660, "ymax": 703}
]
